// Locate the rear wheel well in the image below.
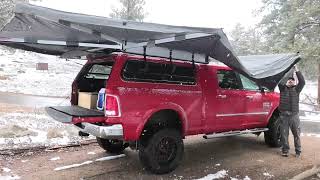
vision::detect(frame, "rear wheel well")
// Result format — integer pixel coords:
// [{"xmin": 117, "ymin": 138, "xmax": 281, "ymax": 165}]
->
[
  {"xmin": 265, "ymin": 108, "xmax": 281, "ymax": 147},
  {"xmin": 140, "ymin": 109, "xmax": 183, "ymax": 144},
  {"xmin": 269, "ymin": 108, "xmax": 280, "ymax": 125}
]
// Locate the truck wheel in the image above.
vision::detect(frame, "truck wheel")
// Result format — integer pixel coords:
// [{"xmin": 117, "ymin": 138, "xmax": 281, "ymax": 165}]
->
[
  {"xmin": 264, "ymin": 115, "xmax": 281, "ymax": 147},
  {"xmin": 96, "ymin": 137, "xmax": 128, "ymax": 154},
  {"xmin": 139, "ymin": 129, "xmax": 184, "ymax": 174}
]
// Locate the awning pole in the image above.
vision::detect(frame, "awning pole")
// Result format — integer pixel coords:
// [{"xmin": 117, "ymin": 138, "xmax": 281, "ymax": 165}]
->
[
  {"xmin": 143, "ymin": 46, "xmax": 147, "ymax": 61},
  {"xmin": 192, "ymin": 52, "xmax": 195, "ymax": 70},
  {"xmin": 205, "ymin": 55, "xmax": 209, "ymax": 64}
]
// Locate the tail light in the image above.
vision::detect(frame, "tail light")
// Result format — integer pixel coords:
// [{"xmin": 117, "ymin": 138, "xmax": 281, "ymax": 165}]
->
[{"xmin": 105, "ymin": 94, "xmax": 121, "ymax": 117}]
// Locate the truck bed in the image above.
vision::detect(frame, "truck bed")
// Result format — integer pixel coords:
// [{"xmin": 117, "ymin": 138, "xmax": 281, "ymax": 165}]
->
[{"xmin": 45, "ymin": 106, "xmax": 104, "ymax": 123}]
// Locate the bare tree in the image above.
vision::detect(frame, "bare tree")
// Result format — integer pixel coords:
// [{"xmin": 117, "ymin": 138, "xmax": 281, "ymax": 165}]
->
[{"xmin": 109, "ymin": 0, "xmax": 147, "ymax": 22}]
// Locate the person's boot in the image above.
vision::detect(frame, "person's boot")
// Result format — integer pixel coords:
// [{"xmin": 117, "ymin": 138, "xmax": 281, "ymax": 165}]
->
[
  {"xmin": 295, "ymin": 152, "xmax": 301, "ymax": 158},
  {"xmin": 281, "ymin": 151, "xmax": 289, "ymax": 157}
]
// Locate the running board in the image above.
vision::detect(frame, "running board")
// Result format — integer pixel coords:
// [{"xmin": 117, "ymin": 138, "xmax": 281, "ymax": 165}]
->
[{"xmin": 203, "ymin": 128, "xmax": 269, "ymax": 139}]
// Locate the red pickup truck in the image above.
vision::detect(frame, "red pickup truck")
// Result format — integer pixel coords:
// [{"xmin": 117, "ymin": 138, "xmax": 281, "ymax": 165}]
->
[{"xmin": 46, "ymin": 53, "xmax": 281, "ymax": 174}]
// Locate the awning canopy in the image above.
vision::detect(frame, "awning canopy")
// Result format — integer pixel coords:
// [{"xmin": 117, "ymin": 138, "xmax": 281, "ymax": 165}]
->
[
  {"xmin": 239, "ymin": 54, "xmax": 300, "ymax": 89},
  {"xmin": 0, "ymin": 3, "xmax": 300, "ymax": 90}
]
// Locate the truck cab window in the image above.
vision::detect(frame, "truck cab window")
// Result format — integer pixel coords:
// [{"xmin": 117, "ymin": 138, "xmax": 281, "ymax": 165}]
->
[
  {"xmin": 217, "ymin": 70, "xmax": 241, "ymax": 89},
  {"xmin": 239, "ymin": 74, "xmax": 260, "ymax": 91}
]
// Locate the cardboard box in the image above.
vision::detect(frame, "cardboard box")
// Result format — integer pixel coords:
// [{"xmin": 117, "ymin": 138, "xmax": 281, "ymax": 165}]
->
[{"xmin": 78, "ymin": 92, "xmax": 98, "ymax": 109}]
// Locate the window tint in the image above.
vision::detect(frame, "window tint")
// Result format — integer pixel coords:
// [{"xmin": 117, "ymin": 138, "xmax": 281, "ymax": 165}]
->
[
  {"xmin": 239, "ymin": 74, "xmax": 260, "ymax": 91},
  {"xmin": 217, "ymin": 70, "xmax": 241, "ymax": 89},
  {"xmin": 122, "ymin": 60, "xmax": 195, "ymax": 85}
]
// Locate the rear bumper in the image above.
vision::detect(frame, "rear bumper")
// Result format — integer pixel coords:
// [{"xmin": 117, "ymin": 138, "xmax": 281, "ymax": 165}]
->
[{"xmin": 78, "ymin": 123, "xmax": 123, "ymax": 140}]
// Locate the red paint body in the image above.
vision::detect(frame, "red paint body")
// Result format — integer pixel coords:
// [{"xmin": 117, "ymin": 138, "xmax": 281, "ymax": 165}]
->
[{"xmin": 70, "ymin": 53, "xmax": 280, "ymax": 141}]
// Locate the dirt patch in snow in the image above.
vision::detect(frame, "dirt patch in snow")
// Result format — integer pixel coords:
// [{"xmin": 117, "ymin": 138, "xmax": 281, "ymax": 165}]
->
[
  {"xmin": 0, "ymin": 125, "xmax": 38, "ymax": 138},
  {"xmin": 0, "ymin": 75, "xmax": 10, "ymax": 80},
  {"xmin": 0, "ymin": 103, "xmax": 34, "ymax": 113}
]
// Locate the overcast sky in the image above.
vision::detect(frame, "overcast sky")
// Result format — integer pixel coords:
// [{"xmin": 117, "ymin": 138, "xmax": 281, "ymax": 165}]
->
[{"xmin": 32, "ymin": 0, "xmax": 263, "ymax": 33}]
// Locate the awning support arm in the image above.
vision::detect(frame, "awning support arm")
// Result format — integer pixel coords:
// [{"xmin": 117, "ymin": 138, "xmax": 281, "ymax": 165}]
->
[
  {"xmin": 143, "ymin": 46, "xmax": 147, "ymax": 62},
  {"xmin": 192, "ymin": 52, "xmax": 195, "ymax": 70}
]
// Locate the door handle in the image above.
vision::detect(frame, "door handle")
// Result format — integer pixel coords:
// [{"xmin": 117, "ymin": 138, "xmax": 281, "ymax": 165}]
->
[
  {"xmin": 217, "ymin": 94, "xmax": 227, "ymax": 99},
  {"xmin": 246, "ymin": 95, "xmax": 254, "ymax": 99}
]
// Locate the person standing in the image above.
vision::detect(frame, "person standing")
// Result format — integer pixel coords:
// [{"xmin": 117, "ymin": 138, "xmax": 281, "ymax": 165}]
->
[{"xmin": 278, "ymin": 65, "xmax": 305, "ymax": 157}]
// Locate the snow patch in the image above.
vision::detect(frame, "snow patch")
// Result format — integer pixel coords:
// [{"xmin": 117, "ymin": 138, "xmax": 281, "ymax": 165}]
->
[
  {"xmin": 2, "ymin": 168, "xmax": 11, "ymax": 173},
  {"xmin": 95, "ymin": 154, "xmax": 126, "ymax": 162},
  {"xmin": 263, "ymin": 172, "xmax": 274, "ymax": 178},
  {"xmin": 0, "ymin": 175, "xmax": 21, "ymax": 180},
  {"xmin": 54, "ymin": 161, "xmax": 93, "ymax": 171},
  {"xmin": 230, "ymin": 176, "xmax": 252, "ymax": 180},
  {"xmin": 50, "ymin": 157, "xmax": 60, "ymax": 161},
  {"xmin": 54, "ymin": 154, "xmax": 126, "ymax": 171},
  {"xmin": 301, "ymin": 81, "xmax": 318, "ymax": 104},
  {"xmin": 87, "ymin": 152, "xmax": 96, "ymax": 155},
  {"xmin": 194, "ymin": 170, "xmax": 228, "ymax": 180},
  {"xmin": 214, "ymin": 164, "xmax": 221, "ymax": 167},
  {"xmin": 0, "ymin": 49, "xmax": 83, "ymax": 97},
  {"xmin": 303, "ymin": 133, "xmax": 320, "ymax": 138},
  {"xmin": 0, "ymin": 111, "xmax": 84, "ymax": 149},
  {"xmin": 21, "ymin": 160, "xmax": 28, "ymax": 163}
]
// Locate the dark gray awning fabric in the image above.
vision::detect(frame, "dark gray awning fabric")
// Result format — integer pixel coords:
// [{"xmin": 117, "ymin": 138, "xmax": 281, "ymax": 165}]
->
[
  {"xmin": 0, "ymin": 3, "xmax": 300, "ymax": 90},
  {"xmin": 239, "ymin": 54, "xmax": 301, "ymax": 89}
]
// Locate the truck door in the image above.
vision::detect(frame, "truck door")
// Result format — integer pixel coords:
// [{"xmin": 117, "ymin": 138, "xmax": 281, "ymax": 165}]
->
[
  {"xmin": 238, "ymin": 74, "xmax": 268, "ymax": 129},
  {"xmin": 213, "ymin": 69, "xmax": 246, "ymax": 131}
]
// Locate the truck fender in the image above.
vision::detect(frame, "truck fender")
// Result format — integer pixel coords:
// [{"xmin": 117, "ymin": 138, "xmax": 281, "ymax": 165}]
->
[{"xmin": 136, "ymin": 102, "xmax": 188, "ymax": 138}]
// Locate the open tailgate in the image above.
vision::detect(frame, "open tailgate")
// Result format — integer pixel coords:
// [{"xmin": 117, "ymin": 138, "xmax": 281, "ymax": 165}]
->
[{"xmin": 45, "ymin": 106, "xmax": 104, "ymax": 123}]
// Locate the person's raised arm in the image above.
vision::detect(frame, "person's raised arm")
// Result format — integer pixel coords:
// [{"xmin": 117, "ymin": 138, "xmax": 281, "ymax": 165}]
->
[{"xmin": 295, "ymin": 66, "xmax": 305, "ymax": 93}]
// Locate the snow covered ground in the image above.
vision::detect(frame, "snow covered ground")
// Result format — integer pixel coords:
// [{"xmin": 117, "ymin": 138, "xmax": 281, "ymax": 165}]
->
[
  {"xmin": 301, "ymin": 81, "xmax": 318, "ymax": 104},
  {"xmin": 0, "ymin": 110, "xmax": 87, "ymax": 150},
  {"xmin": 299, "ymin": 82, "xmax": 320, "ymax": 122},
  {"xmin": 194, "ymin": 169, "xmax": 254, "ymax": 180},
  {"xmin": 0, "ymin": 48, "xmax": 84, "ymax": 97},
  {"xmin": 0, "ymin": 48, "xmax": 89, "ymax": 150}
]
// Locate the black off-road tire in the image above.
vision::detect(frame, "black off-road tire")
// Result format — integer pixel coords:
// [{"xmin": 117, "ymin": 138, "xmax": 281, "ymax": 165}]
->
[
  {"xmin": 96, "ymin": 137, "xmax": 128, "ymax": 154},
  {"xmin": 139, "ymin": 129, "xmax": 184, "ymax": 174},
  {"xmin": 264, "ymin": 115, "xmax": 281, "ymax": 147}
]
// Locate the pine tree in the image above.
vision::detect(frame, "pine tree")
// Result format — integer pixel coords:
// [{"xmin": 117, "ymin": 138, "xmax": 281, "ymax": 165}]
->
[
  {"xmin": 109, "ymin": 0, "xmax": 147, "ymax": 22},
  {"xmin": 229, "ymin": 23, "xmax": 268, "ymax": 56},
  {"xmin": 259, "ymin": 0, "xmax": 320, "ymax": 79}
]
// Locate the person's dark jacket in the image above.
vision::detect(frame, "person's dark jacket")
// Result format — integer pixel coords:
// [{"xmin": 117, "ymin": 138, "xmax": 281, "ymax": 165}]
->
[{"xmin": 278, "ymin": 71, "xmax": 305, "ymax": 113}]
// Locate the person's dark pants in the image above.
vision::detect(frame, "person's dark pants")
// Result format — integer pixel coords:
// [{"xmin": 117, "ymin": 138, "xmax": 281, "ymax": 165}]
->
[{"xmin": 280, "ymin": 111, "xmax": 301, "ymax": 154}]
